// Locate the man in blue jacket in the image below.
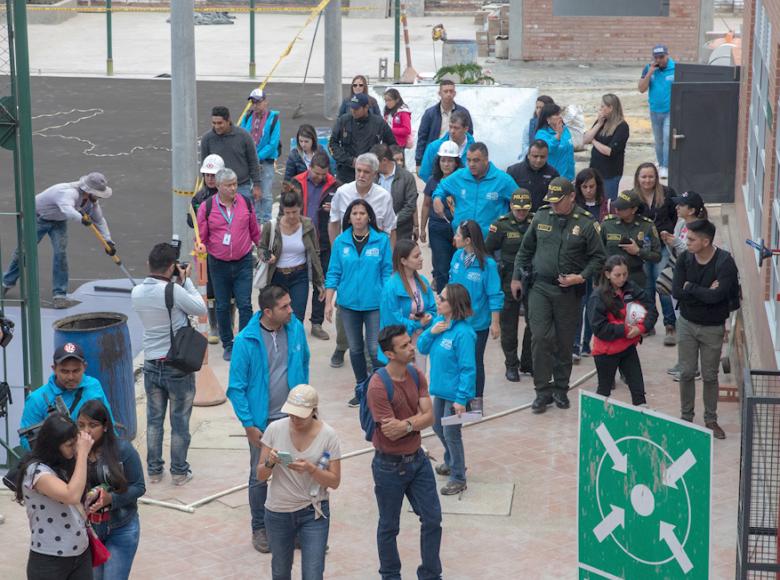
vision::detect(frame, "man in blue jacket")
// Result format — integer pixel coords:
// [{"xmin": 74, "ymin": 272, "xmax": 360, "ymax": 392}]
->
[
  {"xmin": 19, "ymin": 342, "xmax": 115, "ymax": 449},
  {"xmin": 431, "ymin": 142, "xmax": 517, "ymax": 238},
  {"xmin": 417, "ymin": 109, "xmax": 474, "ymax": 182},
  {"xmin": 415, "ymin": 80, "xmax": 474, "ymax": 169},
  {"xmin": 240, "ymin": 88, "xmax": 281, "ymax": 224},
  {"xmin": 227, "ymin": 285, "xmax": 310, "ymax": 554}
]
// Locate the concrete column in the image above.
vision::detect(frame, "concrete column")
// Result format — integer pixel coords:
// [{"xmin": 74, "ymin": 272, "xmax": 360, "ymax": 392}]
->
[
  {"xmin": 509, "ymin": 0, "xmax": 523, "ymax": 61},
  {"xmin": 324, "ymin": 0, "xmax": 343, "ymax": 120},
  {"xmin": 698, "ymin": 0, "xmax": 714, "ymax": 63}
]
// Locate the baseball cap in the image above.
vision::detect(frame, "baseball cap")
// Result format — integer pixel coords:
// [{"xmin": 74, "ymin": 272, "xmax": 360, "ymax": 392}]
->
[
  {"xmin": 511, "ymin": 189, "xmax": 532, "ymax": 210},
  {"xmin": 248, "ymin": 88, "xmax": 266, "ymax": 101},
  {"xmin": 200, "ymin": 154, "xmax": 225, "ymax": 175},
  {"xmin": 613, "ymin": 190, "xmax": 641, "ymax": 210},
  {"xmin": 672, "ymin": 190, "xmax": 704, "ymax": 211},
  {"xmin": 652, "ymin": 44, "xmax": 669, "ymax": 57},
  {"xmin": 350, "ymin": 93, "xmax": 369, "ymax": 109},
  {"xmin": 437, "ymin": 140, "xmax": 460, "ymax": 158},
  {"xmin": 281, "ymin": 384, "xmax": 319, "ymax": 418},
  {"xmin": 78, "ymin": 172, "xmax": 112, "ymax": 199},
  {"xmin": 544, "ymin": 177, "xmax": 574, "ymax": 203},
  {"xmin": 54, "ymin": 342, "xmax": 86, "ymax": 364}
]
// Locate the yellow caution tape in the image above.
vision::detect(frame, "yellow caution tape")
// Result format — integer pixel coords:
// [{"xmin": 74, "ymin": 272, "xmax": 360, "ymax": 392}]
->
[{"xmin": 173, "ymin": 188, "xmax": 195, "ymax": 197}]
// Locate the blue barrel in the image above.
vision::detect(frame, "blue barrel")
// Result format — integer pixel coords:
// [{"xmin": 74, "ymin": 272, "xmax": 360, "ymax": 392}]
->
[{"xmin": 53, "ymin": 313, "xmax": 137, "ymax": 440}]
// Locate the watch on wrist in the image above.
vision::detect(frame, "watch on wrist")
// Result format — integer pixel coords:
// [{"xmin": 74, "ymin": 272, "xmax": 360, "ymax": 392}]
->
[
  {"xmin": 405, "ymin": 420, "xmax": 413, "ymax": 434},
  {"xmin": 264, "ymin": 459, "xmax": 275, "ymax": 469}
]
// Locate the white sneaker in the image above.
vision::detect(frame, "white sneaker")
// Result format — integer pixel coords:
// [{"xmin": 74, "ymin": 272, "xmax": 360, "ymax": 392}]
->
[{"xmin": 659, "ymin": 167, "xmax": 668, "ymax": 179}]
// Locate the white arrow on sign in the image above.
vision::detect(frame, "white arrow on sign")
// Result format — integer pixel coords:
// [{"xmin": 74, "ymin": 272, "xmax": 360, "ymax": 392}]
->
[
  {"xmin": 659, "ymin": 521, "xmax": 693, "ymax": 573},
  {"xmin": 593, "ymin": 505, "xmax": 625, "ymax": 542},
  {"xmin": 596, "ymin": 423, "xmax": 627, "ymax": 473},
  {"xmin": 662, "ymin": 448, "xmax": 697, "ymax": 489}
]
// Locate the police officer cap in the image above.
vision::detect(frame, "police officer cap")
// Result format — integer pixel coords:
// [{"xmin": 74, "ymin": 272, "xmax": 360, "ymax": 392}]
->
[
  {"xmin": 544, "ymin": 177, "xmax": 574, "ymax": 203},
  {"xmin": 511, "ymin": 189, "xmax": 532, "ymax": 210},
  {"xmin": 613, "ymin": 190, "xmax": 641, "ymax": 210}
]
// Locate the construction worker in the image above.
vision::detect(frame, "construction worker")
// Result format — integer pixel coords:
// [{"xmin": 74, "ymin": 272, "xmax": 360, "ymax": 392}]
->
[{"xmin": 485, "ymin": 189, "xmax": 534, "ymax": 382}]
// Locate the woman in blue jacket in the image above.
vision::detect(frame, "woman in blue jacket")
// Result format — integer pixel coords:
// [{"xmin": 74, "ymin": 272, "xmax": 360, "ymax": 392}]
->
[
  {"xmin": 325, "ymin": 199, "xmax": 393, "ymax": 406},
  {"xmin": 418, "ymin": 283, "xmax": 476, "ymax": 496},
  {"xmin": 77, "ymin": 399, "xmax": 146, "ymax": 580},
  {"xmin": 448, "ymin": 220, "xmax": 502, "ymax": 412},
  {"xmin": 535, "ymin": 103, "xmax": 575, "ymax": 180},
  {"xmin": 379, "ymin": 239, "xmax": 437, "ymax": 370}
]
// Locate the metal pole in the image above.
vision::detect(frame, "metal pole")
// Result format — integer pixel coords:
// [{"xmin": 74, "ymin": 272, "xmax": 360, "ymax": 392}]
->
[
  {"xmin": 393, "ymin": 0, "xmax": 400, "ymax": 83},
  {"xmin": 10, "ymin": 0, "xmax": 43, "ymax": 388},
  {"xmin": 170, "ymin": 0, "xmax": 197, "ymax": 262},
  {"xmin": 249, "ymin": 0, "xmax": 256, "ymax": 78},
  {"xmin": 323, "ymin": 0, "xmax": 341, "ymax": 120},
  {"xmin": 106, "ymin": 0, "xmax": 113, "ymax": 75}
]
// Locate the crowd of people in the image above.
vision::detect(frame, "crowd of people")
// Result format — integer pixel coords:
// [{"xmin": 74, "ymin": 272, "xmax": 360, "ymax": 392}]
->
[{"xmin": 6, "ymin": 43, "xmax": 743, "ymax": 580}]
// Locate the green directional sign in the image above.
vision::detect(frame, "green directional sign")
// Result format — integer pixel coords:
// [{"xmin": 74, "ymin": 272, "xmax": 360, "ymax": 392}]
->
[{"xmin": 578, "ymin": 391, "xmax": 712, "ymax": 580}]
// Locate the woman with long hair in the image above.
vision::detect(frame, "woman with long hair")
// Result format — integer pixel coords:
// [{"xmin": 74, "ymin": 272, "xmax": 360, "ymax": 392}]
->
[
  {"xmin": 632, "ymin": 162, "xmax": 679, "ymax": 345},
  {"xmin": 588, "ymin": 255, "xmax": 657, "ymax": 405},
  {"xmin": 325, "ymin": 199, "xmax": 393, "ymax": 406},
  {"xmin": 419, "ymin": 141, "xmax": 462, "ymax": 292},
  {"xmin": 77, "ymin": 400, "xmax": 145, "ymax": 580},
  {"xmin": 383, "ymin": 88, "xmax": 412, "ymax": 149},
  {"xmin": 447, "ymin": 220, "xmax": 502, "ymax": 412},
  {"xmin": 379, "ymin": 239, "xmax": 437, "ymax": 371},
  {"xmin": 338, "ymin": 74, "xmax": 381, "ymax": 117},
  {"xmin": 535, "ymin": 103, "xmax": 575, "ymax": 180},
  {"xmin": 584, "ymin": 94, "xmax": 630, "ymax": 201},
  {"xmin": 15, "ymin": 414, "xmax": 94, "ymax": 580},
  {"xmin": 523, "ymin": 95, "xmax": 555, "ymax": 155},
  {"xmin": 417, "ymin": 283, "xmax": 476, "ymax": 496},
  {"xmin": 284, "ymin": 124, "xmax": 320, "ymax": 182}
]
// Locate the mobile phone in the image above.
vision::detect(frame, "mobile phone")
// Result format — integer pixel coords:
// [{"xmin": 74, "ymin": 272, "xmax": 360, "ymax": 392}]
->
[
  {"xmin": 276, "ymin": 451, "xmax": 294, "ymax": 466},
  {"xmin": 619, "ymin": 236, "xmax": 631, "ymax": 245}
]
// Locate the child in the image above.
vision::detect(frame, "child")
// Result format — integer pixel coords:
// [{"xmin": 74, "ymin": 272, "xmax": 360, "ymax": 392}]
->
[{"xmin": 588, "ymin": 255, "xmax": 657, "ymax": 405}]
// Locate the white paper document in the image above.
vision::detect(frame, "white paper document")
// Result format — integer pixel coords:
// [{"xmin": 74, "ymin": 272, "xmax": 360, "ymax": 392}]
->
[{"xmin": 441, "ymin": 411, "xmax": 483, "ymax": 426}]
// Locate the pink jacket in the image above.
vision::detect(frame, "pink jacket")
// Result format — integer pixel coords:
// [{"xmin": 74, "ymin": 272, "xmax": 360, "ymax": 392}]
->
[
  {"xmin": 197, "ymin": 194, "xmax": 260, "ymax": 261},
  {"xmin": 385, "ymin": 105, "xmax": 412, "ymax": 147}
]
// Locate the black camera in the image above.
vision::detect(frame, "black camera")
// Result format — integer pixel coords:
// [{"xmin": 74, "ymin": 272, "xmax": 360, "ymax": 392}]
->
[
  {"xmin": 0, "ymin": 317, "xmax": 14, "ymax": 348},
  {"xmin": 169, "ymin": 236, "xmax": 189, "ymax": 282}
]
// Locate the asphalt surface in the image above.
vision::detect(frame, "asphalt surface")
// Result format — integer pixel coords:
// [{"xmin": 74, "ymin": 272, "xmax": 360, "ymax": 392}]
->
[{"xmin": 0, "ymin": 76, "xmax": 341, "ymax": 297}]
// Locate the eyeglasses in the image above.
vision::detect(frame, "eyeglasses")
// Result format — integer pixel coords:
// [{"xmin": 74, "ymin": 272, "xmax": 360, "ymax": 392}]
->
[
  {"xmin": 436, "ymin": 293, "xmax": 448, "ymax": 302},
  {"xmin": 352, "ymin": 83, "xmax": 365, "ymax": 88}
]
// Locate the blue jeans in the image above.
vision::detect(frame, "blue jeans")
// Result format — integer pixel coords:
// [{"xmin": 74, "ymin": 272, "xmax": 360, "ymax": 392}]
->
[
  {"xmin": 3, "ymin": 216, "xmax": 69, "ymax": 297},
  {"xmin": 265, "ymin": 502, "xmax": 330, "ymax": 580},
  {"xmin": 573, "ymin": 278, "xmax": 594, "ymax": 353},
  {"xmin": 431, "ymin": 397, "xmax": 466, "ymax": 483},
  {"xmin": 143, "ymin": 360, "xmax": 196, "ymax": 475},
  {"xmin": 644, "ymin": 246, "xmax": 676, "ymax": 327},
  {"xmin": 93, "ymin": 513, "xmax": 140, "ymax": 580},
  {"xmin": 208, "ymin": 252, "xmax": 254, "ymax": 348},
  {"xmin": 272, "ymin": 267, "xmax": 309, "ymax": 322},
  {"xmin": 339, "ymin": 306, "xmax": 381, "ymax": 384},
  {"xmin": 427, "ymin": 218, "xmax": 454, "ymax": 292},
  {"xmin": 372, "ymin": 450, "xmax": 443, "ymax": 580},
  {"xmin": 255, "ymin": 161, "xmax": 275, "ymax": 224},
  {"xmin": 310, "ymin": 247, "xmax": 330, "ymax": 325},
  {"xmin": 475, "ymin": 328, "xmax": 489, "ymax": 398},
  {"xmin": 650, "ymin": 111, "xmax": 670, "ymax": 168},
  {"xmin": 247, "ymin": 425, "xmax": 279, "ymax": 532},
  {"xmin": 602, "ymin": 175, "xmax": 621, "ymax": 202}
]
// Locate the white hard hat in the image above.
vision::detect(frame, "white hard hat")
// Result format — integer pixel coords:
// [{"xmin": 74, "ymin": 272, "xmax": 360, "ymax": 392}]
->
[
  {"xmin": 200, "ymin": 154, "xmax": 225, "ymax": 175},
  {"xmin": 437, "ymin": 140, "xmax": 460, "ymax": 158}
]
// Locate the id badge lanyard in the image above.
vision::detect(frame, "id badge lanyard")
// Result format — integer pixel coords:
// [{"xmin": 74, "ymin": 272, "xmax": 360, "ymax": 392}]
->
[{"xmin": 217, "ymin": 200, "xmax": 234, "ymax": 245}]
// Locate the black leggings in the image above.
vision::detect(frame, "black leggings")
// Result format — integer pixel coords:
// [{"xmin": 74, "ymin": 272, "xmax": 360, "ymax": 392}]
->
[
  {"xmin": 594, "ymin": 345, "xmax": 646, "ymax": 406},
  {"xmin": 27, "ymin": 549, "xmax": 92, "ymax": 580}
]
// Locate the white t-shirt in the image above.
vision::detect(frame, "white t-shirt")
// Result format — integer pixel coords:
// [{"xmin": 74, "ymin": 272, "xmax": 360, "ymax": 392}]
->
[
  {"xmin": 329, "ymin": 182, "xmax": 397, "ymax": 234},
  {"xmin": 277, "ymin": 226, "xmax": 306, "ymax": 268}
]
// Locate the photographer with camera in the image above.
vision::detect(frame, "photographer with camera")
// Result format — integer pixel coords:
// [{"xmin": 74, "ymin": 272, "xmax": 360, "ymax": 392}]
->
[
  {"xmin": 130, "ymin": 243, "xmax": 206, "ymax": 486},
  {"xmin": 19, "ymin": 343, "xmax": 115, "ymax": 450}
]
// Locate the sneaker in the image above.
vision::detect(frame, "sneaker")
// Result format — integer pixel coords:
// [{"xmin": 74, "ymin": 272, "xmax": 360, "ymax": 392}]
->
[
  {"xmin": 505, "ymin": 365, "xmax": 520, "ymax": 382},
  {"xmin": 580, "ymin": 347, "xmax": 592, "ymax": 358},
  {"xmin": 440, "ymin": 480, "xmax": 467, "ymax": 495},
  {"xmin": 663, "ymin": 325, "xmax": 677, "ymax": 347},
  {"xmin": 330, "ymin": 350, "xmax": 345, "ymax": 368},
  {"xmin": 208, "ymin": 328, "xmax": 219, "ymax": 345},
  {"xmin": 667, "ymin": 364, "xmax": 680, "ymax": 375},
  {"xmin": 222, "ymin": 345, "xmax": 233, "ymax": 361},
  {"xmin": 519, "ymin": 366, "xmax": 533, "ymax": 375},
  {"xmin": 148, "ymin": 472, "xmax": 163, "ymax": 484},
  {"xmin": 52, "ymin": 296, "xmax": 70, "ymax": 309},
  {"xmin": 572, "ymin": 352, "xmax": 581, "ymax": 365},
  {"xmin": 171, "ymin": 471, "xmax": 193, "ymax": 486},
  {"xmin": 531, "ymin": 394, "xmax": 553, "ymax": 414},
  {"xmin": 435, "ymin": 463, "xmax": 451, "ymax": 477},
  {"xmin": 644, "ymin": 327, "xmax": 656, "ymax": 337},
  {"xmin": 705, "ymin": 421, "xmax": 726, "ymax": 440},
  {"xmin": 552, "ymin": 391, "xmax": 571, "ymax": 409},
  {"xmin": 311, "ymin": 324, "xmax": 330, "ymax": 341},
  {"xmin": 470, "ymin": 397, "xmax": 483, "ymax": 414},
  {"xmin": 252, "ymin": 528, "xmax": 270, "ymax": 553},
  {"xmin": 347, "ymin": 395, "xmax": 360, "ymax": 408},
  {"xmin": 672, "ymin": 370, "xmax": 701, "ymax": 382},
  {"xmin": 659, "ymin": 166, "xmax": 669, "ymax": 179}
]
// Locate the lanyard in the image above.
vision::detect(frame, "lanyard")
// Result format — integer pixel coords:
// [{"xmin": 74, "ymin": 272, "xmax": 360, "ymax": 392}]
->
[{"xmin": 216, "ymin": 200, "xmax": 234, "ymax": 228}]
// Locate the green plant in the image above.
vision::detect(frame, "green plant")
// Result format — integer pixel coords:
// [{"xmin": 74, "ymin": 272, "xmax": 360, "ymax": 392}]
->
[{"xmin": 434, "ymin": 63, "xmax": 495, "ymax": 85}]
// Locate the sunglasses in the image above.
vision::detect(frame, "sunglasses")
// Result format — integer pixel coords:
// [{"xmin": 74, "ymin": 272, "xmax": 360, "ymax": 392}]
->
[{"xmin": 352, "ymin": 83, "xmax": 365, "ymax": 87}]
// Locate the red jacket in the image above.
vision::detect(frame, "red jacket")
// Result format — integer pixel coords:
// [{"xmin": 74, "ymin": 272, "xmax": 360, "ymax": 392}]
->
[
  {"xmin": 587, "ymin": 281, "xmax": 657, "ymax": 356},
  {"xmin": 292, "ymin": 170, "xmax": 338, "ymax": 241},
  {"xmin": 385, "ymin": 106, "xmax": 412, "ymax": 147}
]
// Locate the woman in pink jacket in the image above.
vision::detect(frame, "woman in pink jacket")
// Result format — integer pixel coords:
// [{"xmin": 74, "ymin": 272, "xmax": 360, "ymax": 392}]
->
[{"xmin": 383, "ymin": 88, "xmax": 412, "ymax": 148}]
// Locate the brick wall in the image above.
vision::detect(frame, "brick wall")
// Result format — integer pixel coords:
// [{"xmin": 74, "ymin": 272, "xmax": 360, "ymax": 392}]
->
[{"xmin": 521, "ymin": 0, "xmax": 700, "ymax": 62}]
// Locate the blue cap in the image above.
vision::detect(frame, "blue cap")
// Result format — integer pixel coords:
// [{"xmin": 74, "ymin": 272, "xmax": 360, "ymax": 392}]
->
[
  {"xmin": 350, "ymin": 93, "xmax": 369, "ymax": 109},
  {"xmin": 652, "ymin": 44, "xmax": 669, "ymax": 56}
]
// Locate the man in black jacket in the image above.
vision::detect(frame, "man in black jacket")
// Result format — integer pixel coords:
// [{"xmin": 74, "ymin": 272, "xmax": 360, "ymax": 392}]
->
[
  {"xmin": 329, "ymin": 93, "xmax": 397, "ymax": 184},
  {"xmin": 415, "ymin": 80, "xmax": 474, "ymax": 168},
  {"xmin": 372, "ymin": 144, "xmax": 418, "ymax": 241},
  {"xmin": 506, "ymin": 140, "xmax": 559, "ymax": 211}
]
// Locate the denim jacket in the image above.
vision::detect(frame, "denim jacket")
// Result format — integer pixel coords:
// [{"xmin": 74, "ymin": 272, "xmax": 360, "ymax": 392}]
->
[{"xmin": 91, "ymin": 439, "xmax": 146, "ymax": 530}]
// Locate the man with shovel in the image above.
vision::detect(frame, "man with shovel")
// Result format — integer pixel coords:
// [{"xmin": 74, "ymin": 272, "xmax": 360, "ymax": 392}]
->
[{"xmin": 2, "ymin": 172, "xmax": 116, "ymax": 309}]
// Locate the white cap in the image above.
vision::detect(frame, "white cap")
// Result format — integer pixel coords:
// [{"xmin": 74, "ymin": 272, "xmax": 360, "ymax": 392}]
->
[
  {"xmin": 200, "ymin": 154, "xmax": 225, "ymax": 175},
  {"xmin": 78, "ymin": 172, "xmax": 112, "ymax": 199},
  {"xmin": 437, "ymin": 140, "xmax": 460, "ymax": 158},
  {"xmin": 281, "ymin": 384, "xmax": 318, "ymax": 419},
  {"xmin": 248, "ymin": 88, "xmax": 266, "ymax": 101}
]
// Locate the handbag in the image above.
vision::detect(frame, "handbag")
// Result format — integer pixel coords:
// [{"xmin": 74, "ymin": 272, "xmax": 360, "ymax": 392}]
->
[
  {"xmin": 87, "ymin": 524, "xmax": 111, "ymax": 567},
  {"xmin": 165, "ymin": 282, "xmax": 208, "ymax": 373},
  {"xmin": 253, "ymin": 219, "xmax": 276, "ymax": 289},
  {"xmin": 655, "ymin": 253, "xmax": 677, "ymax": 296}
]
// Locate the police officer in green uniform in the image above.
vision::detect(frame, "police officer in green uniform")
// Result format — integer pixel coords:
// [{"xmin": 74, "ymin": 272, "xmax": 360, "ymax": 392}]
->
[
  {"xmin": 599, "ymin": 190, "xmax": 662, "ymax": 289},
  {"xmin": 486, "ymin": 189, "xmax": 534, "ymax": 382},
  {"xmin": 511, "ymin": 177, "xmax": 606, "ymax": 413}
]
